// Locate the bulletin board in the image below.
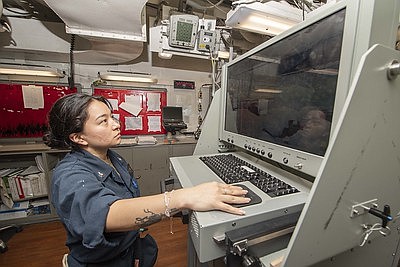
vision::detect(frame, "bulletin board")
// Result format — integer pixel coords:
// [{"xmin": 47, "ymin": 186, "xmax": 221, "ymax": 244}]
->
[
  {"xmin": 0, "ymin": 83, "xmax": 77, "ymax": 138},
  {"xmin": 93, "ymin": 87, "xmax": 167, "ymax": 135}
]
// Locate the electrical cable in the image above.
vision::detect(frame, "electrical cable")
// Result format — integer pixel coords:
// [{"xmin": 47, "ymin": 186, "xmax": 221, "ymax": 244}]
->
[{"xmin": 68, "ymin": 34, "xmax": 75, "ymax": 89}]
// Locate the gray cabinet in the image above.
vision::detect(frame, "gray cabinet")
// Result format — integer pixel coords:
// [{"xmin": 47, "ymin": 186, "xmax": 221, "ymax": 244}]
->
[
  {"xmin": 111, "ymin": 146, "xmax": 134, "ymax": 166},
  {"xmin": 113, "ymin": 142, "xmax": 196, "ymax": 196},
  {"xmin": 169, "ymin": 143, "xmax": 197, "ymax": 157},
  {"xmin": 132, "ymin": 145, "xmax": 169, "ymax": 196}
]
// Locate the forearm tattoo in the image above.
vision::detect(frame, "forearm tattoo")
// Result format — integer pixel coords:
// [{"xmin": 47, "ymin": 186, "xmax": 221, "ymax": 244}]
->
[{"xmin": 135, "ymin": 209, "xmax": 164, "ymax": 227}]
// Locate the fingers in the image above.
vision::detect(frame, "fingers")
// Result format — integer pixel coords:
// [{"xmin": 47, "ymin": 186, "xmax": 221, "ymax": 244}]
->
[
  {"xmin": 218, "ymin": 184, "xmax": 251, "ymax": 215},
  {"xmin": 189, "ymin": 182, "xmax": 251, "ymax": 215},
  {"xmin": 220, "ymin": 184, "xmax": 248, "ymax": 196},
  {"xmin": 221, "ymin": 194, "xmax": 250, "ymax": 204},
  {"xmin": 218, "ymin": 203, "xmax": 246, "ymax": 216}
]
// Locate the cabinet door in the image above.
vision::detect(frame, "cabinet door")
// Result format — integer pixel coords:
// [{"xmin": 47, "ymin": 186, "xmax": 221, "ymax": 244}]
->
[
  {"xmin": 136, "ymin": 168, "xmax": 169, "ymax": 196},
  {"xmin": 132, "ymin": 146, "xmax": 169, "ymax": 171},
  {"xmin": 169, "ymin": 143, "xmax": 196, "ymax": 157},
  {"xmin": 131, "ymin": 146, "xmax": 169, "ymax": 196},
  {"xmin": 111, "ymin": 147, "xmax": 134, "ymax": 167}
]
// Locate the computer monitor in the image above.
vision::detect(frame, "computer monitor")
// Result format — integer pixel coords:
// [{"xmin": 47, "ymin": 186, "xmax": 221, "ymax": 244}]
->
[
  {"xmin": 162, "ymin": 106, "xmax": 183, "ymax": 122},
  {"xmin": 162, "ymin": 106, "xmax": 187, "ymax": 134},
  {"xmin": 220, "ymin": 4, "xmax": 356, "ymax": 178}
]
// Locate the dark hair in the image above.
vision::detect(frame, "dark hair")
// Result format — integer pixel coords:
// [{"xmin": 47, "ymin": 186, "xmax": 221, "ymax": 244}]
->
[{"xmin": 43, "ymin": 93, "xmax": 113, "ymax": 150}]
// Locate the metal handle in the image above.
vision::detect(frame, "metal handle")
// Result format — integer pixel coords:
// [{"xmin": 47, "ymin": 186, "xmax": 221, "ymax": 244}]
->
[{"xmin": 387, "ymin": 60, "xmax": 400, "ymax": 80}]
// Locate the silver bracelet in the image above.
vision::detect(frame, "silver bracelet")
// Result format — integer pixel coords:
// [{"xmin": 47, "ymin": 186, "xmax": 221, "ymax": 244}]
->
[{"xmin": 163, "ymin": 190, "xmax": 174, "ymax": 217}]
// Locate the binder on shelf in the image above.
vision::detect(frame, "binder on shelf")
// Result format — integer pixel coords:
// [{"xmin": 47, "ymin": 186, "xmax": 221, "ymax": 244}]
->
[
  {"xmin": 7, "ymin": 176, "xmax": 19, "ymax": 201},
  {"xmin": 0, "ymin": 200, "xmax": 29, "ymax": 221},
  {"xmin": 19, "ymin": 165, "xmax": 41, "ymax": 176},
  {"xmin": 35, "ymin": 155, "xmax": 45, "ymax": 173},
  {"xmin": 15, "ymin": 176, "xmax": 25, "ymax": 199},
  {"xmin": 0, "ymin": 178, "xmax": 14, "ymax": 209},
  {"xmin": 1, "ymin": 166, "xmax": 47, "ymax": 201}
]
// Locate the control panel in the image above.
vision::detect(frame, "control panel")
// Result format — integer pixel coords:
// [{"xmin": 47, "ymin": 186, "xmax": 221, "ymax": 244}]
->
[
  {"xmin": 221, "ymin": 134, "xmax": 323, "ymax": 177},
  {"xmin": 197, "ymin": 28, "xmax": 216, "ymax": 52}
]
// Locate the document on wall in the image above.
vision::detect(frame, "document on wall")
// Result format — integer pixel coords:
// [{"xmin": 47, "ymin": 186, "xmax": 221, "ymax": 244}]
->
[
  {"xmin": 119, "ymin": 102, "xmax": 142, "ymax": 116},
  {"xmin": 147, "ymin": 93, "xmax": 161, "ymax": 111},
  {"xmin": 120, "ymin": 94, "xmax": 142, "ymax": 116},
  {"xmin": 107, "ymin": 98, "xmax": 119, "ymax": 111},
  {"xmin": 147, "ymin": 115, "xmax": 161, "ymax": 132},
  {"xmin": 125, "ymin": 116, "xmax": 143, "ymax": 130},
  {"xmin": 22, "ymin": 85, "xmax": 44, "ymax": 109}
]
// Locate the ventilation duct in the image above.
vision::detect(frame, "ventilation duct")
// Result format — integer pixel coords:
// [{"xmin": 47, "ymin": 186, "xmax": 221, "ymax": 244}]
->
[{"xmin": 43, "ymin": 0, "xmax": 147, "ymax": 41}]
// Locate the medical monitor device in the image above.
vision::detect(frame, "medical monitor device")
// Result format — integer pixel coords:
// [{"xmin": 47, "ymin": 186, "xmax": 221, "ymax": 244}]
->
[
  {"xmin": 169, "ymin": 14, "xmax": 199, "ymax": 49},
  {"xmin": 219, "ymin": 1, "xmax": 366, "ymax": 178}
]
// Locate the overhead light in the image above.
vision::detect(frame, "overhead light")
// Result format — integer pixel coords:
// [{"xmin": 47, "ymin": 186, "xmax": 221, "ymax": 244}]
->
[
  {"xmin": 99, "ymin": 71, "xmax": 158, "ymax": 83},
  {"xmin": 226, "ymin": 1, "xmax": 303, "ymax": 36},
  {"xmin": 254, "ymin": 88, "xmax": 282, "ymax": 94},
  {"xmin": 0, "ymin": 65, "xmax": 65, "ymax": 77}
]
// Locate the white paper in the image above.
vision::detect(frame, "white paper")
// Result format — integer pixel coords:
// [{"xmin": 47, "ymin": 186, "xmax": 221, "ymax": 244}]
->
[
  {"xmin": 137, "ymin": 135, "xmax": 156, "ymax": 145},
  {"xmin": 0, "ymin": 179, "xmax": 14, "ymax": 208},
  {"xmin": 19, "ymin": 165, "xmax": 41, "ymax": 176},
  {"xmin": 125, "ymin": 116, "xmax": 143, "ymax": 130},
  {"xmin": 125, "ymin": 94, "xmax": 141, "ymax": 107},
  {"xmin": 0, "ymin": 210, "xmax": 27, "ymax": 220},
  {"xmin": 0, "ymin": 200, "xmax": 29, "ymax": 212},
  {"xmin": 147, "ymin": 116, "xmax": 161, "ymax": 132},
  {"xmin": 107, "ymin": 98, "xmax": 119, "ymax": 111},
  {"xmin": 147, "ymin": 93, "xmax": 161, "ymax": 111},
  {"xmin": 22, "ymin": 85, "xmax": 44, "ymax": 109},
  {"xmin": 119, "ymin": 102, "xmax": 142, "ymax": 116}
]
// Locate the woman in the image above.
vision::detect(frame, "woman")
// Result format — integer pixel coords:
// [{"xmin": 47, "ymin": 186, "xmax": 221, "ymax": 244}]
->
[{"xmin": 44, "ymin": 93, "xmax": 250, "ymax": 267}]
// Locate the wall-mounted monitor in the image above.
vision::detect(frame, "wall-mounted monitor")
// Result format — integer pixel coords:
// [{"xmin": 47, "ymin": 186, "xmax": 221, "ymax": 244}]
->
[{"xmin": 169, "ymin": 14, "xmax": 199, "ymax": 49}]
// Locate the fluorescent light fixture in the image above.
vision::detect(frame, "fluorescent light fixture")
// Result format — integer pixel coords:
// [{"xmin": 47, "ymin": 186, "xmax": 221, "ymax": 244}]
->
[
  {"xmin": 254, "ymin": 88, "xmax": 282, "ymax": 94},
  {"xmin": 0, "ymin": 65, "xmax": 64, "ymax": 77},
  {"xmin": 99, "ymin": 72, "xmax": 158, "ymax": 83},
  {"xmin": 226, "ymin": 2, "xmax": 303, "ymax": 36}
]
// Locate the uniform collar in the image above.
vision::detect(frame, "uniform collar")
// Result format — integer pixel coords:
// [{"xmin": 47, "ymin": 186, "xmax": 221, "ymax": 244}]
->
[{"xmin": 73, "ymin": 149, "xmax": 113, "ymax": 182}]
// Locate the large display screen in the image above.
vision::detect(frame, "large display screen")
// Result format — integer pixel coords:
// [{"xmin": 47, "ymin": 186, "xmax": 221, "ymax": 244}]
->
[{"xmin": 225, "ymin": 9, "xmax": 345, "ymax": 157}]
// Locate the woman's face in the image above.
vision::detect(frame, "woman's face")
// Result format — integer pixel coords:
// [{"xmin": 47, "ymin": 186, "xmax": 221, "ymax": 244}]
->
[{"xmin": 76, "ymin": 100, "xmax": 121, "ymax": 151}]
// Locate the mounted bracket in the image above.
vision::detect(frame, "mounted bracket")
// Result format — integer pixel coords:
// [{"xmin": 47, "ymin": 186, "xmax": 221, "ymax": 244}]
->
[{"xmin": 350, "ymin": 199, "xmax": 378, "ymax": 218}]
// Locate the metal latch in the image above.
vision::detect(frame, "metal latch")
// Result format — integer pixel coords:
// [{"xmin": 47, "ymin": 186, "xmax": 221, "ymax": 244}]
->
[{"xmin": 231, "ymin": 239, "xmax": 248, "ymax": 256}]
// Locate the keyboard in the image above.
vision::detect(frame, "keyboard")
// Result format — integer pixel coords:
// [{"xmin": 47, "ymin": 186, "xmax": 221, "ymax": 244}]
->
[
  {"xmin": 164, "ymin": 122, "xmax": 187, "ymax": 127},
  {"xmin": 199, "ymin": 154, "xmax": 299, "ymax": 198}
]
